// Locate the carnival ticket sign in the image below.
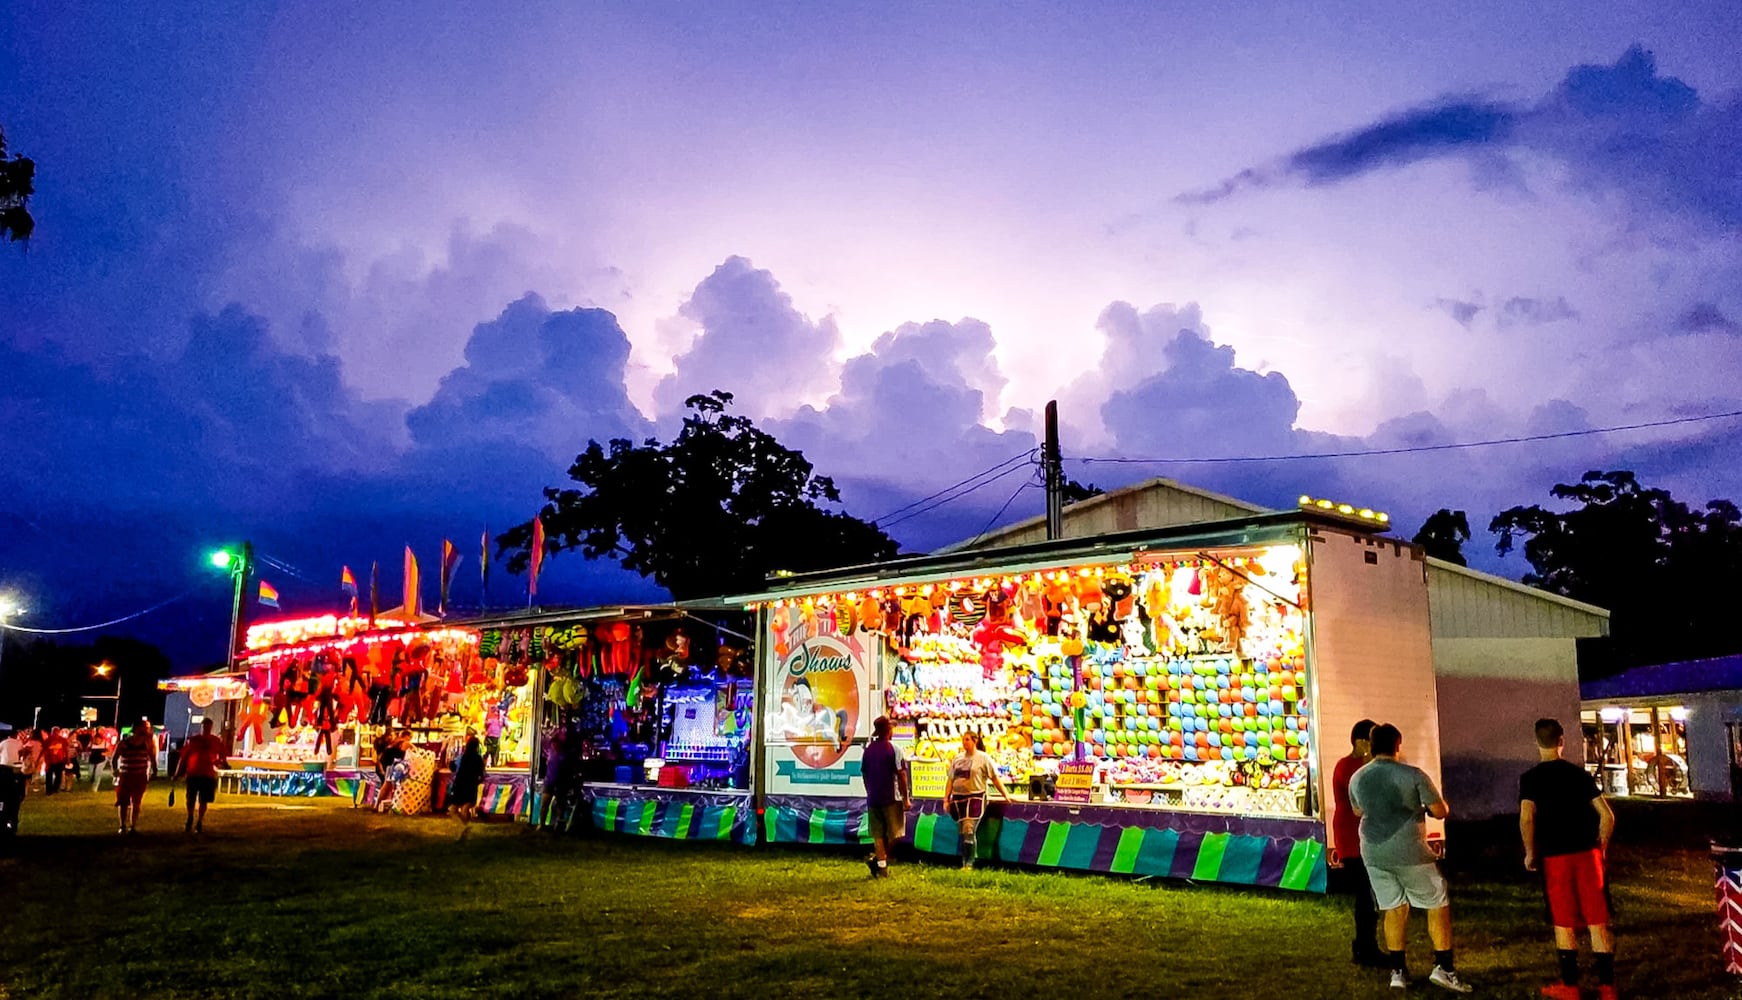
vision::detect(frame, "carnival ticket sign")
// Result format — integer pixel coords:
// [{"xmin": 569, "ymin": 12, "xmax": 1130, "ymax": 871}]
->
[{"xmin": 1055, "ymin": 761, "xmax": 1096, "ymax": 803}]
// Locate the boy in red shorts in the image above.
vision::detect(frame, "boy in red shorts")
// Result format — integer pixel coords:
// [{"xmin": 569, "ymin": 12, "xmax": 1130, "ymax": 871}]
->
[{"xmin": 1521, "ymin": 717, "xmax": 1617, "ymax": 1000}]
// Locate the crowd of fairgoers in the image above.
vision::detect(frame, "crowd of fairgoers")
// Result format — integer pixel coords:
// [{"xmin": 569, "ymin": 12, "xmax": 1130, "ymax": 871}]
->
[
  {"xmin": 0, "ymin": 717, "xmax": 496, "ymax": 836},
  {"xmin": 0, "ymin": 721, "xmax": 162, "ymax": 831}
]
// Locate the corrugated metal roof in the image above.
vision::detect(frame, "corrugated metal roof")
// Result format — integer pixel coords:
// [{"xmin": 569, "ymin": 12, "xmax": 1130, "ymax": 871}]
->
[
  {"xmin": 937, "ymin": 476, "xmax": 1268, "ymax": 553},
  {"xmin": 1581, "ymin": 654, "xmax": 1742, "ymax": 700},
  {"xmin": 1425, "ymin": 558, "xmax": 1610, "ymax": 618}
]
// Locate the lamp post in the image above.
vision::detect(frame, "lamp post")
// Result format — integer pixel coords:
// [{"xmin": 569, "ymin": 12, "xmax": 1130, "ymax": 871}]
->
[
  {"xmin": 210, "ymin": 542, "xmax": 253, "ymax": 669},
  {"xmin": 93, "ymin": 661, "xmax": 122, "ymax": 728}
]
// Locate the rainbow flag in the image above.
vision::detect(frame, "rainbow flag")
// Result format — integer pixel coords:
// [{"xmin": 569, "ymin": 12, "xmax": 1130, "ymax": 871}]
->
[
  {"xmin": 529, "ymin": 514, "xmax": 546, "ymax": 598},
  {"xmin": 258, "ymin": 580, "xmax": 280, "ymax": 608},
  {"xmin": 340, "ymin": 565, "xmax": 357, "ymax": 596}
]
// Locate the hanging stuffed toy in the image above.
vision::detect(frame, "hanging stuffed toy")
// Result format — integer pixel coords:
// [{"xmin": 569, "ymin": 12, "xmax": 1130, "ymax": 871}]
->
[
  {"xmin": 835, "ymin": 599, "xmax": 857, "ymax": 637},
  {"xmin": 857, "ymin": 595, "xmax": 882, "ymax": 634},
  {"xmin": 1041, "ymin": 577, "xmax": 1072, "ymax": 636},
  {"xmin": 952, "ymin": 593, "xmax": 986, "ymax": 628},
  {"xmin": 1102, "ymin": 574, "xmax": 1136, "ymax": 622},
  {"xmin": 771, "ymin": 611, "xmax": 791, "ymax": 658}
]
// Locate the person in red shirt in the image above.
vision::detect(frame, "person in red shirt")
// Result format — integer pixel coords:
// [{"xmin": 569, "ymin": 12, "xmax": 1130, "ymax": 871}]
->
[
  {"xmin": 1331, "ymin": 718, "xmax": 1384, "ymax": 967},
  {"xmin": 43, "ymin": 728, "xmax": 71, "ymax": 795},
  {"xmin": 173, "ymin": 718, "xmax": 228, "ymax": 834}
]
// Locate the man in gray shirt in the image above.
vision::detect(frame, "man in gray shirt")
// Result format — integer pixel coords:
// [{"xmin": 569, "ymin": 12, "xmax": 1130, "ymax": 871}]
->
[{"xmin": 1349, "ymin": 723, "xmax": 1470, "ymax": 994}]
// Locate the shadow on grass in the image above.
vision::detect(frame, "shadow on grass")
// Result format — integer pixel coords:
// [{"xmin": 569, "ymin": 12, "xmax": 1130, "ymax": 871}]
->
[{"xmin": 1, "ymin": 785, "xmax": 1737, "ymax": 999}]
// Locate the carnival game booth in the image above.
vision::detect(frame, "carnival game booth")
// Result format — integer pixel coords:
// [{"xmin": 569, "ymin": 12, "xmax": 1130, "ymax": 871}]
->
[
  {"xmin": 519, "ymin": 606, "xmax": 758, "ymax": 845},
  {"xmin": 233, "ymin": 614, "xmax": 534, "ymax": 814},
  {"xmin": 737, "ymin": 508, "xmax": 1443, "ymax": 892}
]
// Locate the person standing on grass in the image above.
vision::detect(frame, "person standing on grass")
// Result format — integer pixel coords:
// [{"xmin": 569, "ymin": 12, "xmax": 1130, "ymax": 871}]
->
[
  {"xmin": 861, "ymin": 716, "xmax": 911, "ymax": 878},
  {"xmin": 1522, "ymin": 717, "xmax": 1618, "ymax": 1000},
  {"xmin": 447, "ymin": 736, "xmax": 485, "ymax": 824},
  {"xmin": 43, "ymin": 729, "xmax": 70, "ymax": 795},
  {"xmin": 174, "ymin": 718, "xmax": 228, "ymax": 834},
  {"xmin": 17, "ymin": 729, "xmax": 43, "ymax": 791},
  {"xmin": 1332, "ymin": 718, "xmax": 1385, "ymax": 967},
  {"xmin": 943, "ymin": 731, "xmax": 1012, "ymax": 871},
  {"xmin": 112, "ymin": 725, "xmax": 158, "ymax": 834},
  {"xmin": 1348, "ymin": 723, "xmax": 1471, "ymax": 994},
  {"xmin": 0, "ymin": 727, "xmax": 27, "ymax": 835}
]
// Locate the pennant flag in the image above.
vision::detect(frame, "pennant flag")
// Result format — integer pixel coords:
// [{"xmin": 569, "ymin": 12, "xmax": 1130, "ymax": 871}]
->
[
  {"xmin": 439, "ymin": 539, "xmax": 461, "ymax": 615},
  {"xmin": 403, "ymin": 546, "xmax": 422, "ymax": 617},
  {"xmin": 529, "ymin": 514, "xmax": 546, "ymax": 599},
  {"xmin": 258, "ymin": 580, "xmax": 280, "ymax": 609},
  {"xmin": 369, "ymin": 561, "xmax": 379, "ymax": 625},
  {"xmin": 480, "ymin": 526, "xmax": 491, "ymax": 599},
  {"xmin": 341, "ymin": 565, "xmax": 358, "ymax": 615}
]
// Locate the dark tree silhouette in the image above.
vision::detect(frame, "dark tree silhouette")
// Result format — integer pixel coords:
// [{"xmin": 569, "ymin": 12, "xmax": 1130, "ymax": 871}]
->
[
  {"xmin": 1413, "ymin": 508, "xmax": 1471, "ymax": 565},
  {"xmin": 0, "ymin": 127, "xmax": 35, "ymax": 243},
  {"xmin": 498, "ymin": 390, "xmax": 899, "ymax": 599},
  {"xmin": 1492, "ymin": 470, "xmax": 1742, "ymax": 660},
  {"xmin": 0, "ymin": 635, "xmax": 175, "ymax": 727}
]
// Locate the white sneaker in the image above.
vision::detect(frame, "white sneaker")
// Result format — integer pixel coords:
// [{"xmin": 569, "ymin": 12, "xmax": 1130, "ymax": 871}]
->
[
  {"xmin": 1428, "ymin": 966, "xmax": 1471, "ymax": 994},
  {"xmin": 1390, "ymin": 970, "xmax": 1408, "ymax": 990}
]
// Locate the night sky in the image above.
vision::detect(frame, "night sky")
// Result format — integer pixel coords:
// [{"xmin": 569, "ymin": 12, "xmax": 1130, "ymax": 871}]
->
[{"xmin": 3, "ymin": 5, "xmax": 1740, "ymax": 668}]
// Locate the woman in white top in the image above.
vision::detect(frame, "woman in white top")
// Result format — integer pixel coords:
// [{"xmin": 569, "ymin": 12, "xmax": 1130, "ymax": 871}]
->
[{"xmin": 943, "ymin": 731, "xmax": 1013, "ymax": 870}]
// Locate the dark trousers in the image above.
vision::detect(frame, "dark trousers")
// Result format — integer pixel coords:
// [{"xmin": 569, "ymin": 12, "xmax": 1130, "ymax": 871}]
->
[
  {"xmin": 1330, "ymin": 856, "xmax": 1381, "ymax": 955},
  {"xmin": 45, "ymin": 763, "xmax": 65, "ymax": 794},
  {"xmin": 0, "ymin": 770, "xmax": 23, "ymax": 833}
]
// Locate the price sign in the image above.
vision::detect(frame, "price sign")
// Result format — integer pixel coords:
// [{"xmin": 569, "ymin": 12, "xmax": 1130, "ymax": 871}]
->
[
  {"xmin": 1055, "ymin": 761, "xmax": 1096, "ymax": 803},
  {"xmin": 910, "ymin": 759, "xmax": 946, "ymax": 799}
]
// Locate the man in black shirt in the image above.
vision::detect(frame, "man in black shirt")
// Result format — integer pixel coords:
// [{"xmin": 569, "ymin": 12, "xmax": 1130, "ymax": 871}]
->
[{"xmin": 1520, "ymin": 718, "xmax": 1617, "ymax": 1000}]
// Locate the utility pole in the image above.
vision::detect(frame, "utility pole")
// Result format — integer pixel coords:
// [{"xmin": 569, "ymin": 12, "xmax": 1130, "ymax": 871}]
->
[
  {"xmin": 224, "ymin": 541, "xmax": 253, "ymax": 669},
  {"xmin": 1044, "ymin": 400, "xmax": 1065, "ymax": 540}
]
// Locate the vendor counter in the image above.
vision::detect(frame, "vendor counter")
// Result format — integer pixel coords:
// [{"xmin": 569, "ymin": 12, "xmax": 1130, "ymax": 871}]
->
[
  {"xmin": 586, "ymin": 784, "xmax": 757, "ymax": 845},
  {"xmin": 216, "ymin": 762, "xmax": 531, "ymax": 818},
  {"xmin": 760, "ymin": 794, "xmax": 1327, "ymax": 892}
]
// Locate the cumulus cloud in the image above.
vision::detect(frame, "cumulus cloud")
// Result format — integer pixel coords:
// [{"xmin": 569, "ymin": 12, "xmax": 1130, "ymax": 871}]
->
[
  {"xmin": 1678, "ymin": 303, "xmax": 1740, "ymax": 334},
  {"xmin": 1182, "ymin": 46, "xmax": 1742, "ymax": 230},
  {"xmin": 405, "ymin": 293, "xmax": 652, "ymax": 464},
  {"xmin": 652, "ymin": 256, "xmax": 842, "ymax": 420},
  {"xmin": 767, "ymin": 317, "xmax": 1038, "ymax": 547}
]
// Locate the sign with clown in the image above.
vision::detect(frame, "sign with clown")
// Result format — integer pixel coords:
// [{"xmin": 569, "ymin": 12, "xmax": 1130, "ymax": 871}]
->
[{"xmin": 763, "ymin": 614, "xmax": 876, "ymax": 795}]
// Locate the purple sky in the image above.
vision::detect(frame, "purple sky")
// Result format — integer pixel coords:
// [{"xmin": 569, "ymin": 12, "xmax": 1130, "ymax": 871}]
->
[{"xmin": 3, "ymin": 5, "xmax": 1741, "ymax": 665}]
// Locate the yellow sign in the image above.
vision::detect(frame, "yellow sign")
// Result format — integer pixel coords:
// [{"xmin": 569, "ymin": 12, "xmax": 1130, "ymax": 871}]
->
[{"xmin": 910, "ymin": 759, "xmax": 946, "ymax": 799}]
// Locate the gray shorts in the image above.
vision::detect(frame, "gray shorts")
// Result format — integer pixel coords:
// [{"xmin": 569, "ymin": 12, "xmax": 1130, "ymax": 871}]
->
[
  {"xmin": 866, "ymin": 802, "xmax": 906, "ymax": 842},
  {"xmin": 1366, "ymin": 861, "xmax": 1449, "ymax": 910}
]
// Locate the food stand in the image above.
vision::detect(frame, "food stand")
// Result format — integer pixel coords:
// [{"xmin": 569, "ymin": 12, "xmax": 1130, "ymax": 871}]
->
[
  {"xmin": 517, "ymin": 606, "xmax": 758, "ymax": 845},
  {"xmin": 738, "ymin": 508, "xmax": 1443, "ymax": 891}
]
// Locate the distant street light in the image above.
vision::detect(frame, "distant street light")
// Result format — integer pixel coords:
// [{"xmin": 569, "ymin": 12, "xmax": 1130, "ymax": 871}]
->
[{"xmin": 92, "ymin": 661, "xmax": 122, "ymax": 728}]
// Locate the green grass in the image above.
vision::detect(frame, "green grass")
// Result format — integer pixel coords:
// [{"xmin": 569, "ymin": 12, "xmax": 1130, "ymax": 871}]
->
[{"xmin": 1, "ymin": 786, "xmax": 1737, "ymax": 999}]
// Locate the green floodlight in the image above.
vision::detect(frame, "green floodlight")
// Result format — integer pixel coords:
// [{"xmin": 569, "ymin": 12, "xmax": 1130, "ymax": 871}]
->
[{"xmin": 209, "ymin": 550, "xmax": 236, "ymax": 570}]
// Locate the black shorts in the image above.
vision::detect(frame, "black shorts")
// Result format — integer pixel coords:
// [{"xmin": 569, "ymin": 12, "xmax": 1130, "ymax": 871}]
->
[{"xmin": 185, "ymin": 776, "xmax": 218, "ymax": 804}]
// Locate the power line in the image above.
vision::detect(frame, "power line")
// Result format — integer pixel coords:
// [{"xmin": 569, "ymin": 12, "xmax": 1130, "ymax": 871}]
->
[
  {"xmin": 878, "ymin": 457, "xmax": 1039, "ymax": 531},
  {"xmin": 966, "ymin": 482, "xmax": 1039, "ymax": 549},
  {"xmin": 1072, "ymin": 408, "xmax": 1742, "ymax": 466},
  {"xmin": 0, "ymin": 587, "xmax": 204, "ymax": 635},
  {"xmin": 870, "ymin": 449, "xmax": 1036, "ymax": 526}
]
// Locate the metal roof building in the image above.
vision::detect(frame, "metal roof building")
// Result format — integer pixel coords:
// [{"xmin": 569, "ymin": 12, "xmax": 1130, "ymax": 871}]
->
[{"xmin": 945, "ymin": 478, "xmax": 1611, "ymax": 818}]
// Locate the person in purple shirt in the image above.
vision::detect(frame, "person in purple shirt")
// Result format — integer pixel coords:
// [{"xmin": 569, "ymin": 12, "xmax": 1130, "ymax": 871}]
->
[{"xmin": 861, "ymin": 716, "xmax": 911, "ymax": 878}]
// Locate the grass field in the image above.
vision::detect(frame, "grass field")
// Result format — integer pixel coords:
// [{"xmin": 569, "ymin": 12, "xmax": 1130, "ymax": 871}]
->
[{"xmin": 1, "ymin": 784, "xmax": 1736, "ymax": 999}]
